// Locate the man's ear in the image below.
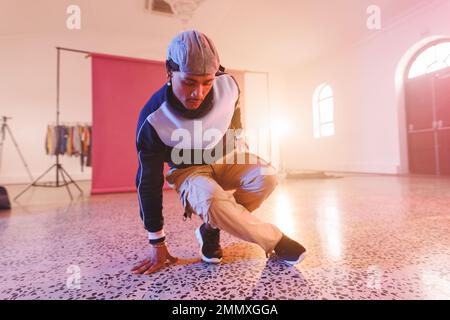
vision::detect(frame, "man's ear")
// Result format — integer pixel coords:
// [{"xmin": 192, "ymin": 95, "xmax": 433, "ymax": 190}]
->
[
  {"xmin": 215, "ymin": 65, "xmax": 226, "ymax": 76},
  {"xmin": 165, "ymin": 60, "xmax": 174, "ymax": 80}
]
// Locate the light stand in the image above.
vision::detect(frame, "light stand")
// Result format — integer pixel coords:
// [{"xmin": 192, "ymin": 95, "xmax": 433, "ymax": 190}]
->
[
  {"xmin": 0, "ymin": 116, "xmax": 34, "ymax": 181},
  {"xmin": 14, "ymin": 47, "xmax": 90, "ymax": 201}
]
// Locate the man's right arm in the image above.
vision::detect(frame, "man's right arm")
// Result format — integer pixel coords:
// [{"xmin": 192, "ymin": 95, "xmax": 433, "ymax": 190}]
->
[
  {"xmin": 136, "ymin": 120, "xmax": 166, "ymax": 244},
  {"xmin": 132, "ymin": 120, "xmax": 179, "ymax": 275}
]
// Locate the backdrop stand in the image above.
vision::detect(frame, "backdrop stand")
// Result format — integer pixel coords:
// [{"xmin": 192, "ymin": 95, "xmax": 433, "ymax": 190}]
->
[{"xmin": 14, "ymin": 47, "xmax": 91, "ymax": 201}]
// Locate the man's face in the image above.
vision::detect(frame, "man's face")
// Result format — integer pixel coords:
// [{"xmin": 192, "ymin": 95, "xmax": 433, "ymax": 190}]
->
[{"xmin": 171, "ymin": 72, "xmax": 215, "ymax": 110}]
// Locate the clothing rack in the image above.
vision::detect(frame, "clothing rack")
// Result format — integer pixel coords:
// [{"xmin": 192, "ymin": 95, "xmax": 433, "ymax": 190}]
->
[
  {"xmin": 15, "ymin": 47, "xmax": 91, "ymax": 201},
  {"xmin": 48, "ymin": 121, "xmax": 91, "ymax": 126}
]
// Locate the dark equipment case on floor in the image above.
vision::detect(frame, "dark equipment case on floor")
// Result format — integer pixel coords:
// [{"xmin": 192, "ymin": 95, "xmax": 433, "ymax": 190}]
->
[{"xmin": 0, "ymin": 186, "xmax": 11, "ymax": 210}]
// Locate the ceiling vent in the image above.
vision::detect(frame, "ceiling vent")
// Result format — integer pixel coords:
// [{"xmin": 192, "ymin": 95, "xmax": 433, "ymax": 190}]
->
[
  {"xmin": 145, "ymin": 0, "xmax": 174, "ymax": 15},
  {"xmin": 145, "ymin": 0, "xmax": 205, "ymax": 25}
]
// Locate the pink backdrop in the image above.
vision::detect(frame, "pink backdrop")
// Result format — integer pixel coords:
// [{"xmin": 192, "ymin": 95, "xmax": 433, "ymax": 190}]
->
[{"xmin": 91, "ymin": 53, "xmax": 170, "ymax": 195}]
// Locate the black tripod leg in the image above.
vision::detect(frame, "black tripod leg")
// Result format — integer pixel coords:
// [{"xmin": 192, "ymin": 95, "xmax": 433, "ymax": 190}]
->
[
  {"xmin": 0, "ymin": 124, "xmax": 5, "ymax": 172},
  {"xmin": 14, "ymin": 164, "xmax": 58, "ymax": 201},
  {"xmin": 58, "ymin": 166, "xmax": 73, "ymax": 201},
  {"xmin": 60, "ymin": 165, "xmax": 84, "ymax": 195},
  {"xmin": 5, "ymin": 125, "xmax": 34, "ymax": 181}
]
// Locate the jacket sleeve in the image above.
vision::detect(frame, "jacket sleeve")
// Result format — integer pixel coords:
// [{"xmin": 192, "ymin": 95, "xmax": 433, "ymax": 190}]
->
[{"xmin": 136, "ymin": 119, "xmax": 166, "ymax": 244}]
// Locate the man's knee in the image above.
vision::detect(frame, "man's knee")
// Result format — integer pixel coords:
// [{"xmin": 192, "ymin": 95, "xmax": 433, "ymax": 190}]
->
[
  {"xmin": 234, "ymin": 169, "xmax": 277, "ymax": 212},
  {"xmin": 259, "ymin": 167, "xmax": 278, "ymax": 196},
  {"xmin": 262, "ymin": 173, "xmax": 278, "ymax": 196}
]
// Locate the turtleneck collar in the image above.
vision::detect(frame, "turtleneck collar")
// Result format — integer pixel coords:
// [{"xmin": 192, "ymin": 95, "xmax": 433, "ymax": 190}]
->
[{"xmin": 165, "ymin": 85, "xmax": 214, "ymax": 119}]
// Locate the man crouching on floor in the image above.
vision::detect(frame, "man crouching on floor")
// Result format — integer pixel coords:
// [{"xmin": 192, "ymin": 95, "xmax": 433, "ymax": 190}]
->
[{"xmin": 132, "ymin": 30, "xmax": 306, "ymax": 275}]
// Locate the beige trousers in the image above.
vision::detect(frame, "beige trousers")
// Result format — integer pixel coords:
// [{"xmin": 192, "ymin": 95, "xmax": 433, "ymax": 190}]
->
[{"xmin": 165, "ymin": 153, "xmax": 283, "ymax": 253}]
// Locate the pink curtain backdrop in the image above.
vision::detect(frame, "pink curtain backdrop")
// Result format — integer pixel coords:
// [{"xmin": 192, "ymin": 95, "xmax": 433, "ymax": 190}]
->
[{"xmin": 91, "ymin": 53, "xmax": 170, "ymax": 195}]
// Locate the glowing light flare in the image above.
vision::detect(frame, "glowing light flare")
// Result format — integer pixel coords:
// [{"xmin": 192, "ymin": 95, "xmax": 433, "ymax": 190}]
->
[
  {"xmin": 273, "ymin": 192, "xmax": 296, "ymax": 238},
  {"xmin": 317, "ymin": 205, "xmax": 343, "ymax": 261},
  {"xmin": 270, "ymin": 117, "xmax": 291, "ymax": 138}
]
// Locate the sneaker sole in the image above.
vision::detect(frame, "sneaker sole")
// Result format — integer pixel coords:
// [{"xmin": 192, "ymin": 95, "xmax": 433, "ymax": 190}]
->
[
  {"xmin": 195, "ymin": 227, "xmax": 222, "ymax": 264},
  {"xmin": 282, "ymin": 251, "xmax": 307, "ymax": 266}
]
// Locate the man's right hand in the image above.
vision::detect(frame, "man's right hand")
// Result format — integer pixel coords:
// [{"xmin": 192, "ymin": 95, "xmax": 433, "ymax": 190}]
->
[{"xmin": 131, "ymin": 243, "xmax": 178, "ymax": 275}]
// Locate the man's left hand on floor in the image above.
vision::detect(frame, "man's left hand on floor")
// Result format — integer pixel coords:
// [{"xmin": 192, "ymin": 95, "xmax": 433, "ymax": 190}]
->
[{"xmin": 131, "ymin": 244, "xmax": 178, "ymax": 275}]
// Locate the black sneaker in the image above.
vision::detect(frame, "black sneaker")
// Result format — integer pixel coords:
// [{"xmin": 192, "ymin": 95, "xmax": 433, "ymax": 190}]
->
[
  {"xmin": 195, "ymin": 223, "xmax": 223, "ymax": 264},
  {"xmin": 274, "ymin": 234, "xmax": 306, "ymax": 265}
]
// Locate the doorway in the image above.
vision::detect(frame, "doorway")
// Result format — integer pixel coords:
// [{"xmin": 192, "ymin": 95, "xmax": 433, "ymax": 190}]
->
[{"xmin": 405, "ymin": 41, "xmax": 450, "ymax": 175}]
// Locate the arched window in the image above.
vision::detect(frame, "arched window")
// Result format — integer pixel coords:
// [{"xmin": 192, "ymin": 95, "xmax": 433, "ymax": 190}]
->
[
  {"xmin": 408, "ymin": 42, "xmax": 450, "ymax": 79},
  {"xmin": 313, "ymin": 84, "xmax": 335, "ymax": 138}
]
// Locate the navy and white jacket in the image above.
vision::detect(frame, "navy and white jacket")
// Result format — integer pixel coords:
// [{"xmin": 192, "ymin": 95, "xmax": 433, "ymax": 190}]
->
[{"xmin": 136, "ymin": 73, "xmax": 243, "ymax": 244}]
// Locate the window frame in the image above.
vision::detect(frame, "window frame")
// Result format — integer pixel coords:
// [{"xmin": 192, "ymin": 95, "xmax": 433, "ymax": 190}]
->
[
  {"xmin": 313, "ymin": 83, "xmax": 335, "ymax": 139},
  {"xmin": 407, "ymin": 40, "xmax": 450, "ymax": 80}
]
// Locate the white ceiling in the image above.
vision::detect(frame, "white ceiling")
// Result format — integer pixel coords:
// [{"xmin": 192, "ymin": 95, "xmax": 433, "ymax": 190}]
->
[
  {"xmin": 200, "ymin": 0, "xmax": 429, "ymax": 70},
  {"xmin": 0, "ymin": 0, "xmax": 430, "ymax": 70}
]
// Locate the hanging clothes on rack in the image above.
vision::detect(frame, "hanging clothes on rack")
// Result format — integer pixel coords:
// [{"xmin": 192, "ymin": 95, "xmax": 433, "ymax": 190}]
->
[
  {"xmin": 72, "ymin": 125, "xmax": 82, "ymax": 155},
  {"xmin": 45, "ymin": 125, "xmax": 52, "ymax": 155},
  {"xmin": 79, "ymin": 125, "xmax": 91, "ymax": 172},
  {"xmin": 59, "ymin": 126, "xmax": 68, "ymax": 155},
  {"xmin": 45, "ymin": 124, "xmax": 93, "ymax": 171},
  {"xmin": 86, "ymin": 126, "xmax": 92, "ymax": 167},
  {"xmin": 66, "ymin": 126, "xmax": 73, "ymax": 156}
]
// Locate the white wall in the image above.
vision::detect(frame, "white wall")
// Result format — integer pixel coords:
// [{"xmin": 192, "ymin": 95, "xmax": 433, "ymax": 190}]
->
[
  {"xmin": 0, "ymin": 32, "xmax": 164, "ymax": 184},
  {"xmin": 0, "ymin": 1, "xmax": 193, "ymax": 184},
  {"xmin": 3, "ymin": 0, "xmax": 450, "ymax": 184},
  {"xmin": 277, "ymin": 0, "xmax": 450, "ymax": 174},
  {"xmin": 0, "ymin": 0, "xmax": 274, "ymax": 184}
]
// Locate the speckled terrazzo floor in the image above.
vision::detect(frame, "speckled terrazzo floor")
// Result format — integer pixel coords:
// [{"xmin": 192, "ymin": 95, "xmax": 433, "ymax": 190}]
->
[{"xmin": 1, "ymin": 174, "xmax": 450, "ymax": 300}]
